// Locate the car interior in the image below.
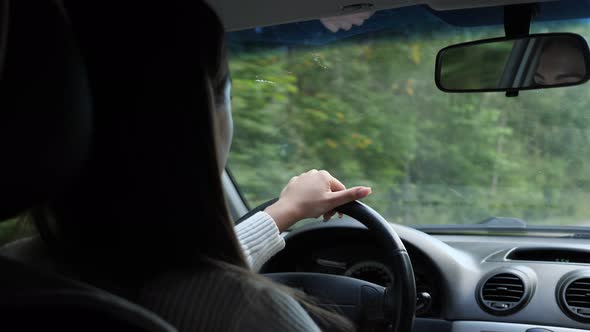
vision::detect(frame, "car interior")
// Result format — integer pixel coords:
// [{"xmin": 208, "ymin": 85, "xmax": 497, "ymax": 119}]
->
[{"xmin": 4, "ymin": 0, "xmax": 590, "ymax": 332}]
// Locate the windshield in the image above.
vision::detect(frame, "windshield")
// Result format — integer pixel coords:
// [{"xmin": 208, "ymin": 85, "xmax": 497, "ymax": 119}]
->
[{"xmin": 227, "ymin": 4, "xmax": 590, "ymax": 228}]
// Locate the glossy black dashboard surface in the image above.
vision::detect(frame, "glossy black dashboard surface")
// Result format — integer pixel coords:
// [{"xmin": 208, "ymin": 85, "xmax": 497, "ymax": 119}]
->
[{"xmin": 261, "ymin": 218, "xmax": 590, "ymax": 331}]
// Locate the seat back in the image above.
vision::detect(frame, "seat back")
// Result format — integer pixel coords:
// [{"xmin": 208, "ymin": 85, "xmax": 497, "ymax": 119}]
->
[
  {"xmin": 0, "ymin": 0, "xmax": 91, "ymax": 221},
  {"xmin": 0, "ymin": 1, "xmax": 175, "ymax": 331},
  {"xmin": 0, "ymin": 257, "xmax": 175, "ymax": 332}
]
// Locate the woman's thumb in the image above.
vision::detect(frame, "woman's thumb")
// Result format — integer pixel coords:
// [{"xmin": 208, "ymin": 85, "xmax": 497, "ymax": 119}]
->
[{"xmin": 329, "ymin": 186, "xmax": 372, "ymax": 206}]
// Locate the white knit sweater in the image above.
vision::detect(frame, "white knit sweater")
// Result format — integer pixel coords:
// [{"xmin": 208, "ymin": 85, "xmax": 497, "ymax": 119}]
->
[{"xmin": 234, "ymin": 211, "xmax": 285, "ymax": 271}]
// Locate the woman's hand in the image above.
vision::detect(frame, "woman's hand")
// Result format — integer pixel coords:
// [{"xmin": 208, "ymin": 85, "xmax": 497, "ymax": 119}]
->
[{"xmin": 264, "ymin": 169, "xmax": 372, "ymax": 232}]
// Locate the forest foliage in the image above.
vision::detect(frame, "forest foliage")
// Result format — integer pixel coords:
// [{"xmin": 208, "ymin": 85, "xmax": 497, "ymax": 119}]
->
[{"xmin": 227, "ymin": 18, "xmax": 590, "ymax": 227}]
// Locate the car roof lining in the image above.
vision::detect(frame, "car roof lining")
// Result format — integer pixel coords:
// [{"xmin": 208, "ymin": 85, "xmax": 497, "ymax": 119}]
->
[{"xmin": 206, "ymin": 0, "xmax": 555, "ymax": 31}]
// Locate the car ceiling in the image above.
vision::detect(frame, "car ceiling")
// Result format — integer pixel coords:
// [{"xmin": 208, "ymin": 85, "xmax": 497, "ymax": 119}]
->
[{"xmin": 206, "ymin": 0, "xmax": 554, "ymax": 31}]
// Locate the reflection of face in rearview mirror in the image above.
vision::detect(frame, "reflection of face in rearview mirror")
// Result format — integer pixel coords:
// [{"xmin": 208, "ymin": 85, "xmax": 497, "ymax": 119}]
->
[
  {"xmin": 436, "ymin": 33, "xmax": 590, "ymax": 93},
  {"xmin": 534, "ymin": 38, "xmax": 587, "ymax": 86}
]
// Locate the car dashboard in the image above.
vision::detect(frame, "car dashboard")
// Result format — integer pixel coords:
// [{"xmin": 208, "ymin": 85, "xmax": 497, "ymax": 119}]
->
[{"xmin": 260, "ymin": 218, "xmax": 590, "ymax": 332}]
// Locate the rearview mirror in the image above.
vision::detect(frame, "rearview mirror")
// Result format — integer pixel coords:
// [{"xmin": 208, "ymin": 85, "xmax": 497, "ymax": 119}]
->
[{"xmin": 435, "ymin": 33, "xmax": 590, "ymax": 93}]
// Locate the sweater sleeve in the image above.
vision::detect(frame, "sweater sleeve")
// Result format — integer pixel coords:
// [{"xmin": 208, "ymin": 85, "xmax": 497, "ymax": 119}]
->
[{"xmin": 234, "ymin": 211, "xmax": 285, "ymax": 271}]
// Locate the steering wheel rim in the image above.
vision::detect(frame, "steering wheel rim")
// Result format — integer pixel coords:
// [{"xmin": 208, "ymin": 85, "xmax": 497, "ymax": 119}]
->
[{"xmin": 237, "ymin": 199, "xmax": 416, "ymax": 332}]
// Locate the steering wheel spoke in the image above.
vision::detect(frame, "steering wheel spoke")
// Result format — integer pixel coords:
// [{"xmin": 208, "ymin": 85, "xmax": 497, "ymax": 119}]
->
[{"xmin": 264, "ymin": 272, "xmax": 396, "ymax": 331}]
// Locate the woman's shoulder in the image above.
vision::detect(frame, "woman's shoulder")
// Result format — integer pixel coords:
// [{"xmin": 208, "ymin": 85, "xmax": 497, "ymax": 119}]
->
[{"xmin": 139, "ymin": 264, "xmax": 320, "ymax": 332}]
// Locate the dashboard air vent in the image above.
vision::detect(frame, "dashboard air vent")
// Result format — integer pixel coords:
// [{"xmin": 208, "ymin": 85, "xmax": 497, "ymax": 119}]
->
[
  {"xmin": 558, "ymin": 272, "xmax": 590, "ymax": 322},
  {"xmin": 479, "ymin": 271, "xmax": 530, "ymax": 315}
]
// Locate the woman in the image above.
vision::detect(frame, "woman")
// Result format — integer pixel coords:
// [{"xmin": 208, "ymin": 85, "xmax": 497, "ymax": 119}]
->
[{"xmin": 16, "ymin": 1, "xmax": 370, "ymax": 331}]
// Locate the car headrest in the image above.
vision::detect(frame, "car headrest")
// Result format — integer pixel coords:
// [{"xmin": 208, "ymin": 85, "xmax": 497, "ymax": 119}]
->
[{"xmin": 0, "ymin": 0, "xmax": 92, "ymax": 221}]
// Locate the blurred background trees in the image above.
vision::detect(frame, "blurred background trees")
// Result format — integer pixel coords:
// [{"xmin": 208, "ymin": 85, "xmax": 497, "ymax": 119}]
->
[{"xmin": 228, "ymin": 20, "xmax": 590, "ymax": 226}]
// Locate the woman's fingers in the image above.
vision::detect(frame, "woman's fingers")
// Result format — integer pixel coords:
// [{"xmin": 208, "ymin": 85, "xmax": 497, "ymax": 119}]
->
[
  {"xmin": 323, "ymin": 210, "xmax": 345, "ymax": 221},
  {"xmin": 328, "ymin": 186, "xmax": 372, "ymax": 207},
  {"xmin": 329, "ymin": 175, "xmax": 346, "ymax": 192},
  {"xmin": 323, "ymin": 210, "xmax": 336, "ymax": 221}
]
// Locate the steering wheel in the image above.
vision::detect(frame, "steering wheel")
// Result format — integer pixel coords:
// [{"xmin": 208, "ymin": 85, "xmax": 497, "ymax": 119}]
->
[{"xmin": 236, "ymin": 199, "xmax": 416, "ymax": 332}]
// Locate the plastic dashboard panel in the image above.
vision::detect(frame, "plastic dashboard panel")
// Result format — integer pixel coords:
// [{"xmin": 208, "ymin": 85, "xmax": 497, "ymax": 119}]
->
[
  {"xmin": 453, "ymin": 321, "xmax": 589, "ymax": 331},
  {"xmin": 265, "ymin": 218, "xmax": 590, "ymax": 331}
]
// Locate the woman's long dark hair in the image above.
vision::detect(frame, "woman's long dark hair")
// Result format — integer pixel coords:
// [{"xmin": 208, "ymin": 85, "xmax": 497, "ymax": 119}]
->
[
  {"xmin": 35, "ymin": 1, "xmax": 353, "ymax": 330},
  {"xmin": 35, "ymin": 1, "xmax": 245, "ymax": 278}
]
